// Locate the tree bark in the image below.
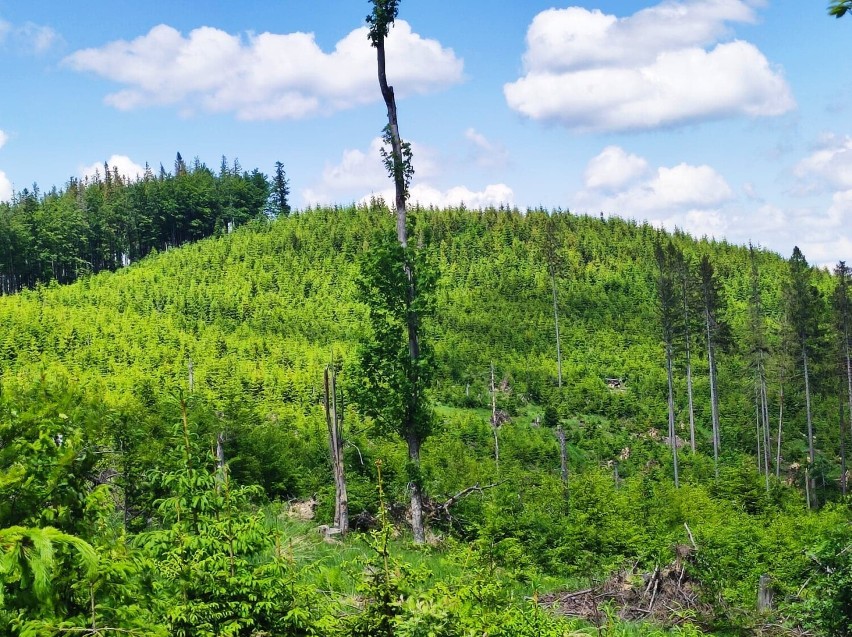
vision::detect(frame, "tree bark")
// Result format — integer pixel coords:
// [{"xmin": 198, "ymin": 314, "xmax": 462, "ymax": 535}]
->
[
  {"xmin": 706, "ymin": 307, "xmax": 720, "ymax": 478},
  {"xmin": 840, "ymin": 392, "xmax": 847, "ymax": 496},
  {"xmin": 776, "ymin": 382, "xmax": 784, "ymax": 479},
  {"xmin": 490, "ymin": 362, "xmax": 499, "ymax": 471},
  {"xmin": 325, "ymin": 366, "xmax": 348, "ymax": 534},
  {"xmin": 406, "ymin": 430, "xmax": 425, "ymax": 544},
  {"xmin": 803, "ymin": 344, "xmax": 816, "ymax": 508},
  {"xmin": 557, "ymin": 425, "xmax": 568, "ymax": 485},
  {"xmin": 685, "ymin": 332, "xmax": 695, "ymax": 453},
  {"xmin": 845, "ymin": 311, "xmax": 852, "ymax": 494},
  {"xmin": 375, "ymin": 37, "xmax": 407, "ymax": 244},
  {"xmin": 683, "ymin": 281, "xmax": 695, "ymax": 452},
  {"xmin": 551, "ymin": 268, "xmax": 562, "ymax": 389},
  {"xmin": 666, "ymin": 341, "xmax": 680, "ymax": 488},
  {"xmin": 760, "ymin": 371, "xmax": 771, "ymax": 492},
  {"xmin": 757, "ymin": 574, "xmax": 774, "ymax": 612}
]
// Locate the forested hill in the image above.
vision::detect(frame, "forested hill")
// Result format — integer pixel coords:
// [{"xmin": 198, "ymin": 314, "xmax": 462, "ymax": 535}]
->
[
  {"xmin": 2, "ymin": 203, "xmax": 851, "ymax": 634},
  {"xmin": 0, "ymin": 203, "xmax": 837, "ymax": 481},
  {"xmin": 0, "ymin": 154, "xmax": 289, "ymax": 292}
]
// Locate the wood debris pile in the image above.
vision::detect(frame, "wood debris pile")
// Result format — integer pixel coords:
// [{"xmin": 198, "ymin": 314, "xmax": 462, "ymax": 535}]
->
[{"xmin": 539, "ymin": 561, "xmax": 713, "ymax": 626}]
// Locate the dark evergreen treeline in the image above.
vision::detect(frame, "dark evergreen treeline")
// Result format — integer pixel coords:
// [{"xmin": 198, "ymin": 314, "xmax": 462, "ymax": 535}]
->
[{"xmin": 0, "ymin": 154, "xmax": 290, "ymax": 293}]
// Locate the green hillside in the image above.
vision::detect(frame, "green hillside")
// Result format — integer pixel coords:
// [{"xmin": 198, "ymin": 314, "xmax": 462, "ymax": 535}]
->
[{"xmin": 1, "ymin": 204, "xmax": 850, "ymax": 635}]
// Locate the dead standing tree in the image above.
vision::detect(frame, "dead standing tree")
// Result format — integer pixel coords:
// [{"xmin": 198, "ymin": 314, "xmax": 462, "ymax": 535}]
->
[
  {"xmin": 655, "ymin": 238, "xmax": 681, "ymax": 488},
  {"xmin": 325, "ymin": 364, "xmax": 348, "ymax": 534}
]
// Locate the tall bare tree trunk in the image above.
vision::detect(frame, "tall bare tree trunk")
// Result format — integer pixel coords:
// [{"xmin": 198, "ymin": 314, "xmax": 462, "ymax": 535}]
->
[
  {"xmin": 551, "ymin": 268, "xmax": 562, "ymax": 389},
  {"xmin": 755, "ymin": 390, "xmax": 762, "ymax": 475},
  {"xmin": 490, "ymin": 362, "xmax": 499, "ymax": 471},
  {"xmin": 706, "ymin": 307, "xmax": 720, "ymax": 478},
  {"xmin": 666, "ymin": 342, "xmax": 680, "ymax": 488},
  {"xmin": 325, "ymin": 366, "xmax": 348, "ymax": 534},
  {"xmin": 803, "ymin": 345, "xmax": 816, "ymax": 508},
  {"xmin": 682, "ymin": 281, "xmax": 696, "ymax": 452},
  {"xmin": 373, "ymin": 15, "xmax": 425, "ymax": 544},
  {"xmin": 776, "ymin": 382, "xmax": 784, "ymax": 478},
  {"xmin": 840, "ymin": 392, "xmax": 847, "ymax": 496},
  {"xmin": 685, "ymin": 332, "xmax": 696, "ymax": 453},
  {"xmin": 557, "ymin": 425, "xmax": 568, "ymax": 485},
  {"xmin": 760, "ymin": 371, "xmax": 771, "ymax": 492}
]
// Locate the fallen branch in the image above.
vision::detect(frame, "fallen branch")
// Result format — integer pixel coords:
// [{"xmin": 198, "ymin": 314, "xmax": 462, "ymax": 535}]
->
[
  {"xmin": 440, "ymin": 480, "xmax": 506, "ymax": 513},
  {"xmin": 684, "ymin": 522, "xmax": 697, "ymax": 549}
]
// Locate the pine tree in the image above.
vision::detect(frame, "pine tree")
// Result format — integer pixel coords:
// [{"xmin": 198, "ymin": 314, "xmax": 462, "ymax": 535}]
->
[{"xmin": 270, "ymin": 161, "xmax": 291, "ymax": 218}]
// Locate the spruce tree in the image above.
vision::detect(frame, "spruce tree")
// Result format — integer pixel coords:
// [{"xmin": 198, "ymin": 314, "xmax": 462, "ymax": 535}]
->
[{"xmin": 270, "ymin": 161, "xmax": 291, "ymax": 217}]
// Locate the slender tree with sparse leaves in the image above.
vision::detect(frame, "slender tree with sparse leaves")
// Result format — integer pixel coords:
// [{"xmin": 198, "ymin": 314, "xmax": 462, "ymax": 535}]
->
[{"xmin": 365, "ymin": 0, "xmax": 429, "ymax": 543}]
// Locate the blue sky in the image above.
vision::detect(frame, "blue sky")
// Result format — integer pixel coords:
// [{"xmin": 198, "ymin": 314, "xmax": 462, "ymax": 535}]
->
[{"xmin": 0, "ymin": 0, "xmax": 851, "ymax": 264}]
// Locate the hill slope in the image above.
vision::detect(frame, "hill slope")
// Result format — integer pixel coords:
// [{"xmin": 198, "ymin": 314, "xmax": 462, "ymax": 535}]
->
[{"xmin": 1, "ymin": 204, "xmax": 850, "ymax": 632}]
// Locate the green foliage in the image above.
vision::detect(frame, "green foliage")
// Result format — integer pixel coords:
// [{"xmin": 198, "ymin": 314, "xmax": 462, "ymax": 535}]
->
[
  {"xmin": 0, "ymin": 156, "xmax": 272, "ymax": 292},
  {"xmin": 353, "ymin": 233, "xmax": 436, "ymax": 444},
  {"xmin": 830, "ymin": 1, "xmax": 852, "ymax": 18},
  {"xmin": 1, "ymin": 203, "xmax": 852, "ymax": 631},
  {"xmin": 137, "ymin": 407, "xmax": 320, "ymax": 636},
  {"xmin": 366, "ymin": 0, "xmax": 401, "ymax": 44},
  {"xmin": 380, "ymin": 125, "xmax": 415, "ymax": 201}
]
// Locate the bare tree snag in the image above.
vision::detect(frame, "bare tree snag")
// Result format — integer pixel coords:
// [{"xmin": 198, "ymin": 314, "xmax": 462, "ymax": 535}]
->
[
  {"xmin": 490, "ymin": 362, "xmax": 500, "ymax": 471},
  {"xmin": 325, "ymin": 365, "xmax": 348, "ymax": 534},
  {"xmin": 557, "ymin": 425, "xmax": 568, "ymax": 485}
]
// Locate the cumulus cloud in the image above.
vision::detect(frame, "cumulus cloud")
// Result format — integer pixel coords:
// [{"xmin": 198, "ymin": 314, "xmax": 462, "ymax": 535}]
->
[
  {"xmin": 0, "ymin": 171, "xmax": 11, "ymax": 202},
  {"xmin": 784, "ymin": 137, "xmax": 852, "ymax": 264},
  {"xmin": 80, "ymin": 155, "xmax": 146, "ymax": 182},
  {"xmin": 793, "ymin": 134, "xmax": 852, "ymax": 194},
  {"xmin": 575, "ymin": 146, "xmax": 734, "ymax": 238},
  {"xmin": 64, "ymin": 21, "xmax": 463, "ymax": 120},
  {"xmin": 302, "ymin": 137, "xmax": 512, "ymax": 209},
  {"xmin": 362, "ymin": 183, "xmax": 514, "ymax": 209},
  {"xmin": 583, "ymin": 146, "xmax": 649, "ymax": 192},
  {"xmin": 574, "ymin": 142, "xmax": 852, "ymax": 265},
  {"xmin": 302, "ymin": 137, "xmax": 439, "ymax": 205},
  {"xmin": 0, "ymin": 129, "xmax": 9, "ymax": 201},
  {"xmin": 504, "ymin": 0, "xmax": 793, "ymax": 132},
  {"xmin": 464, "ymin": 128, "xmax": 509, "ymax": 170}
]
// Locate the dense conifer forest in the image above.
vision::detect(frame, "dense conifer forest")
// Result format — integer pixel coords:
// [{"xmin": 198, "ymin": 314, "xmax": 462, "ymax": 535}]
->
[{"xmin": 1, "ymin": 164, "xmax": 851, "ymax": 634}]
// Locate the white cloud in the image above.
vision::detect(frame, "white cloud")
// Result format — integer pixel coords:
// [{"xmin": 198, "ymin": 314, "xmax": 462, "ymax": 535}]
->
[
  {"xmin": 504, "ymin": 0, "xmax": 793, "ymax": 132},
  {"xmin": 302, "ymin": 137, "xmax": 438, "ymax": 205},
  {"xmin": 0, "ymin": 130, "xmax": 8, "ymax": 150},
  {"xmin": 302, "ymin": 137, "xmax": 512, "ymax": 210},
  {"xmin": 0, "ymin": 18, "xmax": 60, "ymax": 54},
  {"xmin": 64, "ymin": 21, "xmax": 463, "ymax": 120},
  {"xmin": 16, "ymin": 22, "xmax": 59, "ymax": 54},
  {"xmin": 362, "ymin": 183, "xmax": 514, "ymax": 209},
  {"xmin": 583, "ymin": 146, "xmax": 649, "ymax": 192},
  {"xmin": 464, "ymin": 128, "xmax": 509, "ymax": 169},
  {"xmin": 575, "ymin": 146, "xmax": 734, "ymax": 238},
  {"xmin": 793, "ymin": 134, "xmax": 852, "ymax": 194},
  {"xmin": 80, "ymin": 155, "xmax": 146, "ymax": 182},
  {"xmin": 0, "ymin": 171, "xmax": 11, "ymax": 202}
]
